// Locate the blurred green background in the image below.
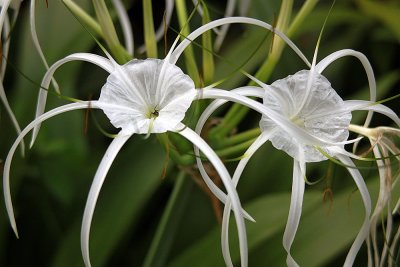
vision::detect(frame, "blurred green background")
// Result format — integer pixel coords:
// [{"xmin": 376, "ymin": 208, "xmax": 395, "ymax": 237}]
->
[{"xmin": 0, "ymin": 0, "xmax": 399, "ymax": 266}]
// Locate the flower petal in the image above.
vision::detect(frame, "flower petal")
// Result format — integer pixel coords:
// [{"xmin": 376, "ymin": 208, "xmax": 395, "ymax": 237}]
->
[
  {"xmin": 139, "ymin": 0, "xmax": 174, "ymax": 54},
  {"xmin": 221, "ymin": 131, "xmax": 272, "ymax": 266},
  {"xmin": 112, "ymin": 0, "xmax": 134, "ymax": 55},
  {"xmin": 32, "ymin": 53, "xmax": 114, "ymax": 146},
  {"xmin": 282, "ymin": 158, "xmax": 305, "ymax": 267},
  {"xmin": 0, "ymin": 82, "xmax": 25, "ymax": 155},
  {"xmin": 213, "ymin": 0, "xmax": 237, "ymax": 51},
  {"xmin": 170, "ymin": 17, "xmax": 310, "ymax": 67},
  {"xmin": 336, "ymin": 154, "xmax": 371, "ymax": 267},
  {"xmin": 3, "ymin": 101, "xmax": 97, "ymax": 238},
  {"xmin": 195, "ymin": 86, "xmax": 263, "ymax": 219},
  {"xmin": 344, "ymin": 100, "xmax": 400, "ymax": 127},
  {"xmin": 315, "ymin": 49, "xmax": 376, "ymax": 127},
  {"xmin": 81, "ymin": 133, "xmax": 132, "ymax": 267},
  {"xmin": 178, "ymin": 124, "xmax": 248, "ymax": 267},
  {"xmin": 30, "ymin": 0, "xmax": 59, "ymax": 92}
]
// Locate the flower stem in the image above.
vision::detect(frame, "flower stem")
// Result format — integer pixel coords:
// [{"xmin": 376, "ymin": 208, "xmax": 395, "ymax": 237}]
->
[
  {"xmin": 63, "ymin": 0, "xmax": 103, "ymax": 37},
  {"xmin": 175, "ymin": 0, "xmax": 201, "ymax": 86},
  {"xmin": 92, "ymin": 0, "xmax": 131, "ymax": 63},
  {"xmin": 143, "ymin": 0, "xmax": 157, "ymax": 58}
]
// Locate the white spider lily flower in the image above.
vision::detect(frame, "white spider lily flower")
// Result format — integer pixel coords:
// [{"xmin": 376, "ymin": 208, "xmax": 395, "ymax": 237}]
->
[
  {"xmin": 3, "ymin": 52, "xmax": 248, "ymax": 267},
  {"xmin": 0, "ymin": 0, "xmax": 24, "ymax": 154},
  {"xmin": 195, "ymin": 48, "xmax": 399, "ymax": 265},
  {"xmin": 349, "ymin": 125, "xmax": 400, "ymax": 267}
]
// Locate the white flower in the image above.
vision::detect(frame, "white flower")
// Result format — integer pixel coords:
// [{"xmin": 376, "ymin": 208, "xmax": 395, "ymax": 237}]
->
[
  {"xmin": 195, "ymin": 47, "xmax": 400, "ymax": 266},
  {"xmin": 99, "ymin": 58, "xmax": 196, "ymax": 134},
  {"xmin": 2, "ymin": 53, "xmax": 248, "ymax": 267},
  {"xmin": 260, "ymin": 70, "xmax": 352, "ymax": 162}
]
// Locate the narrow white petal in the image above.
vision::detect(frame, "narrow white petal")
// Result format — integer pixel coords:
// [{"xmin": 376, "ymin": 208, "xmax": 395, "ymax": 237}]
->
[
  {"xmin": 389, "ymin": 224, "xmax": 400, "ymax": 267},
  {"xmin": 178, "ymin": 124, "xmax": 248, "ymax": 267},
  {"xmin": 213, "ymin": 0, "xmax": 236, "ymax": 51},
  {"xmin": 221, "ymin": 131, "xmax": 272, "ymax": 266},
  {"xmin": 32, "ymin": 53, "xmax": 114, "ymax": 146},
  {"xmin": 112, "ymin": 0, "xmax": 134, "ymax": 55},
  {"xmin": 0, "ymin": 0, "xmax": 11, "ymax": 37},
  {"xmin": 81, "ymin": 133, "xmax": 132, "ymax": 267},
  {"xmin": 138, "ymin": 0, "xmax": 174, "ymax": 54},
  {"xmin": 195, "ymin": 86, "xmax": 263, "ymax": 220},
  {"xmin": 155, "ymin": 0, "xmax": 174, "ymax": 41},
  {"xmin": 344, "ymin": 100, "xmax": 400, "ymax": 126},
  {"xmin": 0, "ymin": 82, "xmax": 25, "ymax": 155},
  {"xmin": 1, "ymin": 12, "xmax": 10, "ymax": 80},
  {"xmin": 3, "ymin": 101, "xmax": 97, "ymax": 238},
  {"xmin": 30, "ymin": 0, "xmax": 59, "ymax": 92},
  {"xmin": 336, "ymin": 154, "xmax": 371, "ymax": 267},
  {"xmin": 315, "ymin": 49, "xmax": 376, "ymax": 127},
  {"xmin": 170, "ymin": 17, "xmax": 310, "ymax": 67},
  {"xmin": 282, "ymin": 158, "xmax": 305, "ymax": 267}
]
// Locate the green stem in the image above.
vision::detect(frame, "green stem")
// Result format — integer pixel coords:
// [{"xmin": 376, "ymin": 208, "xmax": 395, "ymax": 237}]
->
[
  {"xmin": 287, "ymin": 0, "xmax": 320, "ymax": 37},
  {"xmin": 142, "ymin": 171, "xmax": 192, "ymax": 267},
  {"xmin": 157, "ymin": 133, "xmax": 195, "ymax": 166},
  {"xmin": 143, "ymin": 0, "xmax": 158, "ymax": 58},
  {"xmin": 175, "ymin": 0, "xmax": 201, "ymax": 86},
  {"xmin": 63, "ymin": 0, "xmax": 103, "ymax": 37},
  {"xmin": 201, "ymin": 3, "xmax": 214, "ymax": 85},
  {"xmin": 213, "ymin": 128, "xmax": 261, "ymax": 149},
  {"xmin": 215, "ymin": 138, "xmax": 257, "ymax": 158},
  {"xmin": 92, "ymin": 0, "xmax": 130, "ymax": 63}
]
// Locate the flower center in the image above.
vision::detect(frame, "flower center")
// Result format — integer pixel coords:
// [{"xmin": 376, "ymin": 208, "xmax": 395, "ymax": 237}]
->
[
  {"xmin": 148, "ymin": 108, "xmax": 160, "ymax": 119},
  {"xmin": 290, "ymin": 115, "xmax": 304, "ymax": 127}
]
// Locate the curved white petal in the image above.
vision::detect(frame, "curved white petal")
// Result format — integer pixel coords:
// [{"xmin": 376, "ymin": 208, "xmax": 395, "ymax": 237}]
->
[
  {"xmin": 3, "ymin": 100, "xmax": 129, "ymax": 237},
  {"xmin": 0, "ymin": 80, "xmax": 25, "ymax": 155},
  {"xmin": 0, "ymin": 0, "xmax": 11, "ymax": 37},
  {"xmin": 221, "ymin": 131, "xmax": 272, "ymax": 266},
  {"xmin": 169, "ymin": 17, "xmax": 310, "ymax": 68},
  {"xmin": 195, "ymin": 86, "xmax": 263, "ymax": 218},
  {"xmin": 344, "ymin": 100, "xmax": 400, "ymax": 127},
  {"xmin": 336, "ymin": 154, "xmax": 371, "ymax": 267},
  {"xmin": 81, "ymin": 133, "xmax": 132, "ymax": 267},
  {"xmin": 1, "ymin": 12, "xmax": 10, "ymax": 80},
  {"xmin": 30, "ymin": 0, "xmax": 59, "ymax": 92},
  {"xmin": 315, "ymin": 49, "xmax": 376, "ymax": 128},
  {"xmin": 3, "ymin": 101, "xmax": 98, "ymax": 237},
  {"xmin": 112, "ymin": 0, "xmax": 134, "ymax": 55},
  {"xmin": 283, "ymin": 158, "xmax": 305, "ymax": 267},
  {"xmin": 178, "ymin": 124, "xmax": 248, "ymax": 267},
  {"xmin": 32, "ymin": 53, "xmax": 114, "ymax": 146},
  {"xmin": 213, "ymin": 0, "xmax": 236, "ymax": 51},
  {"xmin": 138, "ymin": 0, "xmax": 174, "ymax": 54},
  {"xmin": 100, "ymin": 59, "xmax": 196, "ymax": 134}
]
